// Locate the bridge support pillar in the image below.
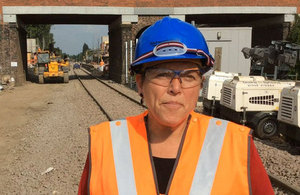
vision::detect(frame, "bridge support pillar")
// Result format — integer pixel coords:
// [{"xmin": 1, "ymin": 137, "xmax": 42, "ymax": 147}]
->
[
  {"xmin": 0, "ymin": 22, "xmax": 26, "ymax": 86},
  {"xmin": 109, "ymin": 16, "xmax": 137, "ymax": 84}
]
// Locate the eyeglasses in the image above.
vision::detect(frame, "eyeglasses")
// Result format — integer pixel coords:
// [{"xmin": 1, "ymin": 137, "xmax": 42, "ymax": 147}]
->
[{"xmin": 144, "ymin": 67, "xmax": 201, "ymax": 88}]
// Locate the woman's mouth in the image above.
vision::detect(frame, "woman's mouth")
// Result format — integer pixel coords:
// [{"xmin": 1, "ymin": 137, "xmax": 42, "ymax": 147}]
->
[{"xmin": 162, "ymin": 101, "xmax": 182, "ymax": 109}]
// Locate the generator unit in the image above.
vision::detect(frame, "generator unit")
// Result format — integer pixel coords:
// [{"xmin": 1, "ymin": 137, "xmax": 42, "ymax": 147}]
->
[
  {"xmin": 220, "ymin": 75, "xmax": 295, "ymax": 138},
  {"xmin": 202, "ymin": 71, "xmax": 239, "ymax": 116},
  {"xmin": 277, "ymin": 82, "xmax": 300, "ymax": 144}
]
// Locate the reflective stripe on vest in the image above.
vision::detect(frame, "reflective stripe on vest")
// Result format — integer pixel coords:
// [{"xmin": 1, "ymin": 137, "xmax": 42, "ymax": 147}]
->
[
  {"xmin": 110, "ymin": 118, "xmax": 229, "ymax": 195},
  {"xmin": 110, "ymin": 120, "xmax": 137, "ymax": 195},
  {"xmin": 190, "ymin": 118, "xmax": 228, "ymax": 195}
]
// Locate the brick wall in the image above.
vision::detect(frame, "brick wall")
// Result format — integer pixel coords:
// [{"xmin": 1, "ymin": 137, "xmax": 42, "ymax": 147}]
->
[
  {"xmin": 0, "ymin": 0, "xmax": 299, "ymax": 8},
  {"xmin": 0, "ymin": 23, "xmax": 26, "ymax": 86},
  {"xmin": 0, "ymin": 24, "xmax": 12, "ymax": 82},
  {"xmin": 132, "ymin": 16, "xmax": 164, "ymax": 40},
  {"xmin": 109, "ymin": 16, "xmax": 166, "ymax": 83},
  {"xmin": 130, "ymin": 15, "xmax": 165, "ymax": 63}
]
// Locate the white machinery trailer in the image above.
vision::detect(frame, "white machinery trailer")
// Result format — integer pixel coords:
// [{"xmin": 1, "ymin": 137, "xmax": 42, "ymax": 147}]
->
[
  {"xmin": 220, "ymin": 76, "xmax": 295, "ymax": 139},
  {"xmin": 277, "ymin": 82, "xmax": 300, "ymax": 144},
  {"xmin": 202, "ymin": 71, "xmax": 239, "ymax": 116}
]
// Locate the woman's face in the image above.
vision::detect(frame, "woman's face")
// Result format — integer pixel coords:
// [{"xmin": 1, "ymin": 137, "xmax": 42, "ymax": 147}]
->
[{"xmin": 136, "ymin": 61, "xmax": 202, "ymax": 128}]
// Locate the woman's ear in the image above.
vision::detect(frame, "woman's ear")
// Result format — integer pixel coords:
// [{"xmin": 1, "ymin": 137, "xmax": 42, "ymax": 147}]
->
[{"xmin": 135, "ymin": 74, "xmax": 143, "ymax": 95}]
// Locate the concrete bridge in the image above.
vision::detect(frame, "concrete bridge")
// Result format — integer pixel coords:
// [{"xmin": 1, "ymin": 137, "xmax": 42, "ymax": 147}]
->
[{"xmin": 0, "ymin": 1, "xmax": 299, "ymax": 85}]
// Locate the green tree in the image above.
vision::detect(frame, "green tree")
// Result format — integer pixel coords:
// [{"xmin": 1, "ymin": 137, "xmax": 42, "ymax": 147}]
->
[
  {"xmin": 288, "ymin": 15, "xmax": 300, "ymax": 44},
  {"xmin": 26, "ymin": 24, "xmax": 54, "ymax": 50},
  {"xmin": 54, "ymin": 47, "xmax": 62, "ymax": 56},
  {"xmin": 82, "ymin": 43, "xmax": 89, "ymax": 56},
  {"xmin": 287, "ymin": 15, "xmax": 300, "ymax": 79}
]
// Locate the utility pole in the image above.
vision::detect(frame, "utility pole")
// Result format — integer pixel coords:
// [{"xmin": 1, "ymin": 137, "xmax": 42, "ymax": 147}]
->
[{"xmin": 97, "ymin": 39, "xmax": 100, "ymax": 64}]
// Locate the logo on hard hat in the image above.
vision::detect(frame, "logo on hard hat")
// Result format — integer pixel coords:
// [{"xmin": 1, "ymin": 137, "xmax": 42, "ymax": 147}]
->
[{"xmin": 153, "ymin": 41, "xmax": 187, "ymax": 57}]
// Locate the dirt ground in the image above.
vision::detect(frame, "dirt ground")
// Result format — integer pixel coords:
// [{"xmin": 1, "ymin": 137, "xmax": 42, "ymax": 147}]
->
[{"xmin": 0, "ymin": 80, "xmax": 105, "ymax": 194}]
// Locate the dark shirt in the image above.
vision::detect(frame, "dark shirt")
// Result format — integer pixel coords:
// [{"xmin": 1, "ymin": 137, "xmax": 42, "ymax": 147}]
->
[{"xmin": 152, "ymin": 156, "xmax": 176, "ymax": 194}]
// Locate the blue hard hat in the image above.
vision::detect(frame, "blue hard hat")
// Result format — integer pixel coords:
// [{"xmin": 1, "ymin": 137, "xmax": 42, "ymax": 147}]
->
[{"xmin": 131, "ymin": 17, "xmax": 214, "ymax": 73}]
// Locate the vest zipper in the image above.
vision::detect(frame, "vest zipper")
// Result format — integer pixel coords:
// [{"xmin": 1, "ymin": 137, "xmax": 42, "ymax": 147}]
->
[
  {"xmin": 165, "ymin": 115, "xmax": 190, "ymax": 195},
  {"xmin": 145, "ymin": 115, "xmax": 191, "ymax": 195},
  {"xmin": 145, "ymin": 116, "xmax": 160, "ymax": 195}
]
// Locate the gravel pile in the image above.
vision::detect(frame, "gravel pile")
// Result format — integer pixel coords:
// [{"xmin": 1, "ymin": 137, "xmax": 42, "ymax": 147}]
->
[{"xmin": 254, "ymin": 138, "xmax": 300, "ymax": 194}]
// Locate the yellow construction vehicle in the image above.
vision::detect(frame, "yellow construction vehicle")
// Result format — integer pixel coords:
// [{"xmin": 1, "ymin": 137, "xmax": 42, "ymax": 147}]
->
[
  {"xmin": 59, "ymin": 57, "xmax": 70, "ymax": 72},
  {"xmin": 37, "ymin": 51, "xmax": 69, "ymax": 84}
]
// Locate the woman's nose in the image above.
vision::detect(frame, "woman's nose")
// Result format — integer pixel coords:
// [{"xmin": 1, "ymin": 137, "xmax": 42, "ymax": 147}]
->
[{"xmin": 168, "ymin": 77, "xmax": 182, "ymax": 94}]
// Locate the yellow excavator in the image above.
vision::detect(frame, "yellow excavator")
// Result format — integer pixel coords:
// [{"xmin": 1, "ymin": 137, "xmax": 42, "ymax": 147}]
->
[{"xmin": 37, "ymin": 51, "xmax": 69, "ymax": 84}]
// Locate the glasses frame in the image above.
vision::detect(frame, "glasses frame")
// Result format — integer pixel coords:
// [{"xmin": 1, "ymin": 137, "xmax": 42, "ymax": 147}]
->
[{"xmin": 143, "ymin": 67, "xmax": 202, "ymax": 89}]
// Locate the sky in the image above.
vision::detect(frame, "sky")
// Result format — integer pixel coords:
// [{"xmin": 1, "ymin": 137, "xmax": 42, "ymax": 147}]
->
[{"xmin": 50, "ymin": 25, "xmax": 108, "ymax": 55}]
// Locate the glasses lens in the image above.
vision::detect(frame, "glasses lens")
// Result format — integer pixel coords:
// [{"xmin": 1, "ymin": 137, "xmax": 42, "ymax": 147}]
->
[
  {"xmin": 145, "ymin": 68, "xmax": 201, "ymax": 88},
  {"xmin": 180, "ymin": 70, "xmax": 201, "ymax": 88},
  {"xmin": 145, "ymin": 68, "xmax": 174, "ymax": 87}
]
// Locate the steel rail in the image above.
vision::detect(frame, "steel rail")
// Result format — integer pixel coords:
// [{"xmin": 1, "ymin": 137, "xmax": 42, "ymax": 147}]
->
[
  {"xmin": 268, "ymin": 172, "xmax": 300, "ymax": 195},
  {"xmin": 73, "ymin": 69, "xmax": 113, "ymax": 121},
  {"xmin": 80, "ymin": 65, "xmax": 147, "ymax": 109}
]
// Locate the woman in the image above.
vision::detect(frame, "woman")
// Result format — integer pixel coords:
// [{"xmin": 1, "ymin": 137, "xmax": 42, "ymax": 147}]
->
[{"xmin": 79, "ymin": 17, "xmax": 273, "ymax": 195}]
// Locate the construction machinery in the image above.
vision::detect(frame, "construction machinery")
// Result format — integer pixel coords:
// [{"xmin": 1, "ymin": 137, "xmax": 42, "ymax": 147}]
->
[
  {"xmin": 199, "ymin": 40, "xmax": 300, "ymax": 141},
  {"xmin": 215, "ymin": 40, "xmax": 300, "ymax": 139},
  {"xmin": 37, "ymin": 51, "xmax": 69, "ymax": 84},
  {"xmin": 242, "ymin": 40, "xmax": 300, "ymax": 79},
  {"xmin": 58, "ymin": 56, "xmax": 70, "ymax": 72},
  {"xmin": 202, "ymin": 71, "xmax": 239, "ymax": 116},
  {"xmin": 277, "ymin": 82, "xmax": 300, "ymax": 144},
  {"xmin": 219, "ymin": 76, "xmax": 295, "ymax": 139}
]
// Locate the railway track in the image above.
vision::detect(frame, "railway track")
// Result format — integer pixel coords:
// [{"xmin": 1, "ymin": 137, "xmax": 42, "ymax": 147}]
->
[
  {"xmin": 81, "ymin": 67, "xmax": 145, "ymax": 108},
  {"xmin": 73, "ymin": 67, "xmax": 145, "ymax": 121},
  {"xmin": 73, "ymin": 65, "xmax": 299, "ymax": 195},
  {"xmin": 268, "ymin": 172, "xmax": 300, "ymax": 195}
]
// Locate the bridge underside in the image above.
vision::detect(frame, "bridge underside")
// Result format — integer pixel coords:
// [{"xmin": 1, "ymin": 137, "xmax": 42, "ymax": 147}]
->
[{"xmin": 18, "ymin": 14, "xmax": 119, "ymax": 24}]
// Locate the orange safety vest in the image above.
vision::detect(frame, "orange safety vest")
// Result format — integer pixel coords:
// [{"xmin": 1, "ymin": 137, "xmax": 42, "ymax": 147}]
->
[{"xmin": 88, "ymin": 111, "xmax": 251, "ymax": 195}]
